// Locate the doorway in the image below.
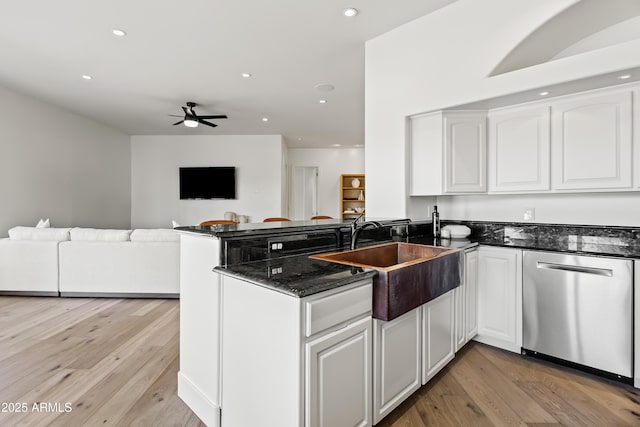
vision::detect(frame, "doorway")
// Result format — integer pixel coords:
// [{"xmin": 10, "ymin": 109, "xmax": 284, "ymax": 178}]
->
[{"xmin": 290, "ymin": 166, "xmax": 318, "ymax": 220}]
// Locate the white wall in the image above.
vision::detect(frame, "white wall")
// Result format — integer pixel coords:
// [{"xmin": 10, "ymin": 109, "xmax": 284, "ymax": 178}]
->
[
  {"xmin": 131, "ymin": 135, "xmax": 284, "ymax": 227},
  {"xmin": 0, "ymin": 85, "xmax": 131, "ymax": 236},
  {"xmin": 365, "ymin": 0, "xmax": 640, "ymax": 225},
  {"xmin": 436, "ymin": 193, "xmax": 640, "ymax": 227},
  {"xmin": 287, "ymin": 148, "xmax": 364, "ymax": 219}
]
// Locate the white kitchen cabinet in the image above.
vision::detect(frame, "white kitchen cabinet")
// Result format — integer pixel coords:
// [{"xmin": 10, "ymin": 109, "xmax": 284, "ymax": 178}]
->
[
  {"xmin": 475, "ymin": 246, "xmax": 522, "ymax": 354},
  {"xmin": 373, "ymin": 307, "xmax": 421, "ymax": 424},
  {"xmin": 306, "ymin": 316, "xmax": 372, "ymax": 427},
  {"xmin": 635, "ymin": 260, "xmax": 640, "ymax": 389},
  {"xmin": 551, "ymin": 90, "xmax": 632, "ymax": 190},
  {"xmin": 488, "ymin": 105, "xmax": 551, "ymax": 192},
  {"xmin": 465, "ymin": 248, "xmax": 479, "ymax": 342},
  {"xmin": 422, "ymin": 291, "xmax": 455, "ymax": 384},
  {"xmin": 453, "ymin": 282, "xmax": 466, "ymax": 352},
  {"xmin": 454, "ymin": 247, "xmax": 479, "ymax": 352},
  {"xmin": 409, "ymin": 111, "xmax": 487, "ymax": 195},
  {"xmin": 221, "ymin": 277, "xmax": 373, "ymax": 427},
  {"xmin": 634, "ymin": 89, "xmax": 640, "ymax": 189}
]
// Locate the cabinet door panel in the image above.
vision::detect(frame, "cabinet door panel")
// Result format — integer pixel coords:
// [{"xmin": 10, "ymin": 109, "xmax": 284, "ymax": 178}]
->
[
  {"xmin": 489, "ymin": 107, "xmax": 550, "ymax": 192},
  {"xmin": 422, "ymin": 291, "xmax": 455, "ymax": 384},
  {"xmin": 306, "ymin": 317, "xmax": 372, "ymax": 427},
  {"xmin": 445, "ymin": 114, "xmax": 487, "ymax": 193},
  {"xmin": 476, "ymin": 246, "xmax": 522, "ymax": 353},
  {"xmin": 373, "ymin": 309, "xmax": 421, "ymax": 424},
  {"xmin": 465, "ymin": 249, "xmax": 479, "ymax": 341},
  {"xmin": 552, "ymin": 91, "xmax": 632, "ymax": 190}
]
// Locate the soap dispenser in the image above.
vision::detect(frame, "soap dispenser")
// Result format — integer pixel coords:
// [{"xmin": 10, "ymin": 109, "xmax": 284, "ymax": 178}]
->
[{"xmin": 432, "ymin": 205, "xmax": 441, "ymax": 238}]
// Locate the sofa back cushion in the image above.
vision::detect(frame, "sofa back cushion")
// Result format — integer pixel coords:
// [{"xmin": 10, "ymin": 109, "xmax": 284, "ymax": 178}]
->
[
  {"xmin": 8, "ymin": 226, "xmax": 71, "ymax": 241},
  {"xmin": 130, "ymin": 229, "xmax": 179, "ymax": 242},
  {"xmin": 70, "ymin": 228, "xmax": 132, "ymax": 241}
]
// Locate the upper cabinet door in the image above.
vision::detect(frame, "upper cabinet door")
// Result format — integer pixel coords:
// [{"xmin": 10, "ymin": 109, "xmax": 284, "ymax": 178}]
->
[
  {"xmin": 444, "ymin": 113, "xmax": 487, "ymax": 193},
  {"xmin": 552, "ymin": 91, "xmax": 632, "ymax": 190},
  {"xmin": 488, "ymin": 106, "xmax": 551, "ymax": 192}
]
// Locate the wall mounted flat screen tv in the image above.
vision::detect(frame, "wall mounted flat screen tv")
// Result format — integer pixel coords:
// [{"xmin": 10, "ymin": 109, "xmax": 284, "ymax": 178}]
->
[{"xmin": 179, "ymin": 167, "xmax": 236, "ymax": 200}]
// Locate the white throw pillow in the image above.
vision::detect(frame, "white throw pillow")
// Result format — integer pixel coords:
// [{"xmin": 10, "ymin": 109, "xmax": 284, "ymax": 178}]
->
[
  {"xmin": 130, "ymin": 229, "xmax": 180, "ymax": 242},
  {"xmin": 35, "ymin": 218, "xmax": 50, "ymax": 228},
  {"xmin": 8, "ymin": 226, "xmax": 70, "ymax": 241},
  {"xmin": 70, "ymin": 228, "xmax": 132, "ymax": 241}
]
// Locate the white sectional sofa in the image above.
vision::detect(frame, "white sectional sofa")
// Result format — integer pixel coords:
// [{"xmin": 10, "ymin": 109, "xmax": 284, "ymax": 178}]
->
[{"xmin": 0, "ymin": 227, "xmax": 179, "ymax": 298}]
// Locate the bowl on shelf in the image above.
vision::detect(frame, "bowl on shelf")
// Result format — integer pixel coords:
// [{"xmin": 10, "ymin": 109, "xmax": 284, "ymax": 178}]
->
[{"xmin": 355, "ymin": 207, "xmax": 365, "ymax": 213}]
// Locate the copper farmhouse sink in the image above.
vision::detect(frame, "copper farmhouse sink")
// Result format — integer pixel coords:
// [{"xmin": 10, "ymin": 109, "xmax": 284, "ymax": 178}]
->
[{"xmin": 311, "ymin": 242, "xmax": 462, "ymax": 321}]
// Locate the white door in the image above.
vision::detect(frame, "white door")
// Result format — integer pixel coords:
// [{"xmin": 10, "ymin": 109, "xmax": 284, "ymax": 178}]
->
[
  {"xmin": 453, "ymin": 284, "xmax": 466, "ymax": 352},
  {"xmin": 306, "ymin": 316, "xmax": 372, "ymax": 427},
  {"xmin": 465, "ymin": 248, "xmax": 479, "ymax": 342},
  {"xmin": 373, "ymin": 308, "xmax": 421, "ymax": 424},
  {"xmin": 444, "ymin": 112, "xmax": 487, "ymax": 193},
  {"xmin": 488, "ymin": 106, "xmax": 551, "ymax": 192},
  {"xmin": 291, "ymin": 166, "xmax": 318, "ymax": 220},
  {"xmin": 551, "ymin": 91, "xmax": 632, "ymax": 190},
  {"xmin": 475, "ymin": 246, "xmax": 523, "ymax": 353},
  {"xmin": 422, "ymin": 291, "xmax": 455, "ymax": 384}
]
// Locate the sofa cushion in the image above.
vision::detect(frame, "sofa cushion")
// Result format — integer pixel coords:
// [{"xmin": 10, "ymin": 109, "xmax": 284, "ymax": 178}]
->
[
  {"xmin": 8, "ymin": 226, "xmax": 71, "ymax": 241},
  {"xmin": 130, "ymin": 229, "xmax": 180, "ymax": 242},
  {"xmin": 36, "ymin": 218, "xmax": 50, "ymax": 228},
  {"xmin": 70, "ymin": 228, "xmax": 132, "ymax": 241}
]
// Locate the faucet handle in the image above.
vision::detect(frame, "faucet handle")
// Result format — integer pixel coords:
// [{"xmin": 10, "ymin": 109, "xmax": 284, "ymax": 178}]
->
[{"xmin": 352, "ymin": 212, "xmax": 365, "ymax": 224}]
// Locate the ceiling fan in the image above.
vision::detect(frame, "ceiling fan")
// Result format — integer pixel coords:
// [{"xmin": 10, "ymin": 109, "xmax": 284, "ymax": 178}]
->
[{"xmin": 170, "ymin": 102, "xmax": 227, "ymax": 128}]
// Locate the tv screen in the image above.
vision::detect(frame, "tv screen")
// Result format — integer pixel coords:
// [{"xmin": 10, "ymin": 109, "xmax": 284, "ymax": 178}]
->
[{"xmin": 179, "ymin": 167, "xmax": 236, "ymax": 200}]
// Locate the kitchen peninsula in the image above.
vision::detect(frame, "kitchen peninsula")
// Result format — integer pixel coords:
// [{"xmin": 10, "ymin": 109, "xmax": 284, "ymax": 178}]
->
[
  {"xmin": 175, "ymin": 218, "xmax": 472, "ymax": 427},
  {"xmin": 176, "ymin": 219, "xmax": 640, "ymax": 427}
]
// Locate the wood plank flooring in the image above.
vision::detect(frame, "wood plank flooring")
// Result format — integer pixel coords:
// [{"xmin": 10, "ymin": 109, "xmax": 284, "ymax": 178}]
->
[{"xmin": 1, "ymin": 296, "xmax": 639, "ymax": 426}]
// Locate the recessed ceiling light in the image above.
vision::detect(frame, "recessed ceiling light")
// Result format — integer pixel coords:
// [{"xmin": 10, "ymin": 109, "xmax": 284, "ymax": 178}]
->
[
  {"xmin": 315, "ymin": 83, "xmax": 335, "ymax": 92},
  {"xmin": 618, "ymin": 74, "xmax": 632, "ymax": 80},
  {"xmin": 241, "ymin": 73, "xmax": 252, "ymax": 78},
  {"xmin": 81, "ymin": 75, "xmax": 93, "ymax": 80},
  {"xmin": 262, "ymin": 117, "xmax": 269, "ymax": 122},
  {"xmin": 332, "ymin": 144, "xmax": 341, "ymax": 147},
  {"xmin": 112, "ymin": 29, "xmax": 127, "ymax": 37},
  {"xmin": 297, "ymin": 137, "xmax": 303, "ymax": 141},
  {"xmin": 539, "ymin": 91, "xmax": 549, "ymax": 96},
  {"xmin": 319, "ymin": 99, "xmax": 327, "ymax": 104},
  {"xmin": 343, "ymin": 8, "xmax": 358, "ymax": 17}
]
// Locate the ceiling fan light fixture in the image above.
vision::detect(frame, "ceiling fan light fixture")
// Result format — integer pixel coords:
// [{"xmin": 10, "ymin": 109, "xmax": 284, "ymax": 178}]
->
[
  {"xmin": 112, "ymin": 28, "xmax": 127, "ymax": 37},
  {"xmin": 184, "ymin": 119, "xmax": 199, "ymax": 128}
]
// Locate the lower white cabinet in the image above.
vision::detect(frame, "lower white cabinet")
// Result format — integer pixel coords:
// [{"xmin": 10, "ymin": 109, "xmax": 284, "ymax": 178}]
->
[
  {"xmin": 373, "ymin": 308, "xmax": 421, "ymax": 424},
  {"xmin": 220, "ymin": 276, "xmax": 373, "ymax": 427},
  {"xmin": 422, "ymin": 291, "xmax": 455, "ymax": 384},
  {"xmin": 475, "ymin": 246, "xmax": 523, "ymax": 353},
  {"xmin": 455, "ymin": 247, "xmax": 479, "ymax": 352},
  {"xmin": 465, "ymin": 248, "xmax": 479, "ymax": 342},
  {"xmin": 306, "ymin": 316, "xmax": 372, "ymax": 427}
]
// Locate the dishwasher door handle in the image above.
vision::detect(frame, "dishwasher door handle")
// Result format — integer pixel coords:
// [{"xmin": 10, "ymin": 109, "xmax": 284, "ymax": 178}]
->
[{"xmin": 536, "ymin": 261, "xmax": 613, "ymax": 277}]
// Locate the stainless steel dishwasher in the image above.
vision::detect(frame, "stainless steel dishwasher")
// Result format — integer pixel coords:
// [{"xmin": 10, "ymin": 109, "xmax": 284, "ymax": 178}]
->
[{"xmin": 522, "ymin": 250, "xmax": 633, "ymax": 381}]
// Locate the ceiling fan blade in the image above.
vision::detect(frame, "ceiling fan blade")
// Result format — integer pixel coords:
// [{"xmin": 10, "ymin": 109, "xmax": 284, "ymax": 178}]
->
[
  {"xmin": 172, "ymin": 120, "xmax": 184, "ymax": 125},
  {"xmin": 181, "ymin": 106, "xmax": 189, "ymax": 115},
  {"xmin": 168, "ymin": 114, "xmax": 183, "ymax": 117},
  {"xmin": 197, "ymin": 115, "xmax": 228, "ymax": 119},
  {"xmin": 198, "ymin": 119, "xmax": 218, "ymax": 128}
]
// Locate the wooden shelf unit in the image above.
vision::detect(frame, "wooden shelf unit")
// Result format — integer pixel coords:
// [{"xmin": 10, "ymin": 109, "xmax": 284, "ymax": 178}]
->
[{"xmin": 340, "ymin": 174, "xmax": 365, "ymax": 219}]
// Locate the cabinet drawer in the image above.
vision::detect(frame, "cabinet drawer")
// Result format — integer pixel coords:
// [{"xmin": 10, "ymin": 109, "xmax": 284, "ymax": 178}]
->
[{"xmin": 304, "ymin": 281, "xmax": 372, "ymax": 337}]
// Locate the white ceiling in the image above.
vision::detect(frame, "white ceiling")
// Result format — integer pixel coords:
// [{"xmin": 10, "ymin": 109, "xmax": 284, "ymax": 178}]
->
[{"xmin": 0, "ymin": 0, "xmax": 457, "ymax": 148}]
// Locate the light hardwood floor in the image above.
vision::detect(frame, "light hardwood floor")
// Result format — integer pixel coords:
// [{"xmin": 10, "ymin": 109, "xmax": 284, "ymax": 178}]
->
[{"xmin": 1, "ymin": 296, "xmax": 638, "ymax": 426}]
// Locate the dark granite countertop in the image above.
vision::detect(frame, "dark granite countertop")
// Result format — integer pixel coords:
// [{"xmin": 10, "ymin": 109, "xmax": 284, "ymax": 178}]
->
[
  {"xmin": 214, "ymin": 252, "xmax": 377, "ymax": 298},
  {"xmin": 176, "ymin": 217, "xmax": 410, "ymax": 239},
  {"xmin": 442, "ymin": 221, "xmax": 640, "ymax": 259}
]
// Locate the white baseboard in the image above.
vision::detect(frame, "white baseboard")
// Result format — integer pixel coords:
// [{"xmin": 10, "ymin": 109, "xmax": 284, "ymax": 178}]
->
[{"xmin": 178, "ymin": 371, "xmax": 220, "ymax": 427}]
